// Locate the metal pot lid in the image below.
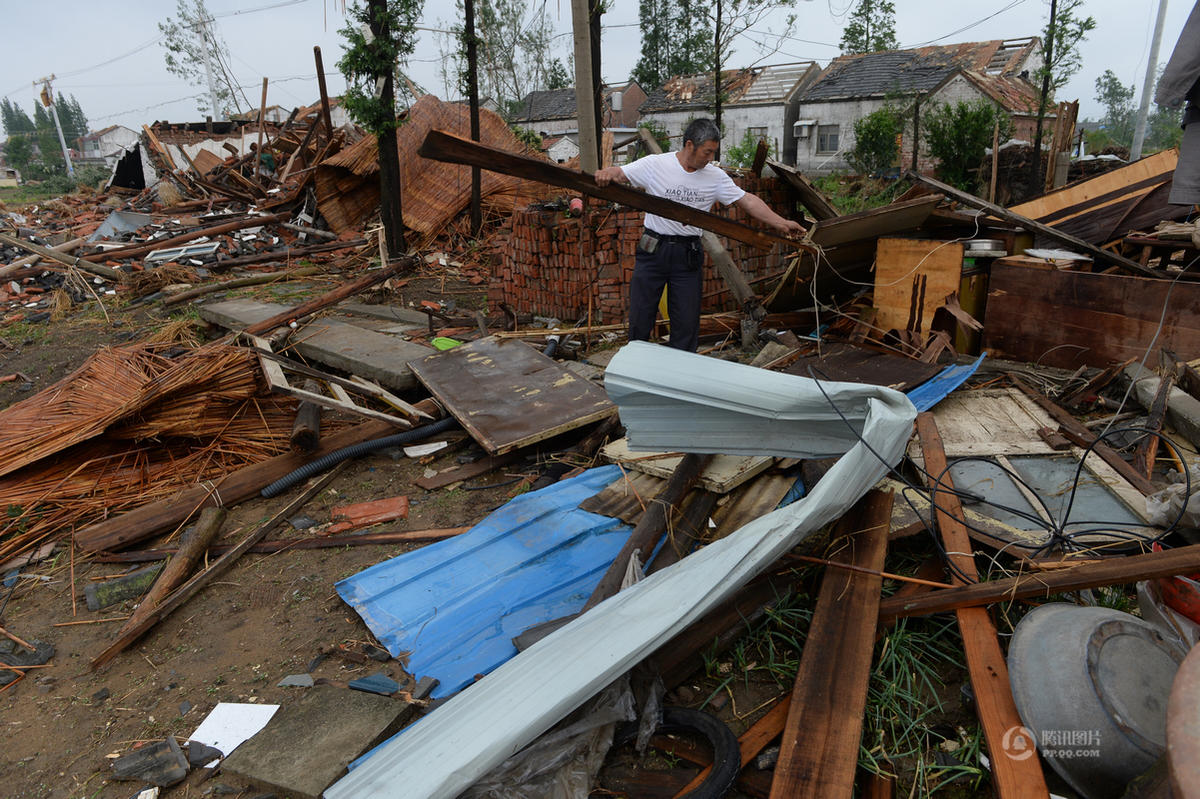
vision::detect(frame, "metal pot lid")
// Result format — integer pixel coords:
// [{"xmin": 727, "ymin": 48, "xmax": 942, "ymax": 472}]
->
[{"xmin": 1086, "ymin": 618, "xmax": 1181, "ymax": 754}]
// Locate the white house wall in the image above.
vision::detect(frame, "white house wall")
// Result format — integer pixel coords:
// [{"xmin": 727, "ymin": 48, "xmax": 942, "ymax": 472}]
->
[
  {"xmin": 642, "ymin": 106, "xmax": 794, "ymax": 162},
  {"xmin": 793, "ymin": 97, "xmax": 888, "ymax": 174}
]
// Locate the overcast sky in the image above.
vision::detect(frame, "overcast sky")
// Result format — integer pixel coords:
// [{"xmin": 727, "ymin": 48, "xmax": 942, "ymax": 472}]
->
[{"xmin": 0, "ymin": 0, "xmax": 1194, "ymax": 135}]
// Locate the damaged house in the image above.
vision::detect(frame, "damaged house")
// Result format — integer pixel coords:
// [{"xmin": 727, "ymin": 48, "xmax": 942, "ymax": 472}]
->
[
  {"xmin": 638, "ymin": 61, "xmax": 822, "ymax": 164},
  {"xmin": 794, "ymin": 37, "xmax": 1045, "ymax": 174}
]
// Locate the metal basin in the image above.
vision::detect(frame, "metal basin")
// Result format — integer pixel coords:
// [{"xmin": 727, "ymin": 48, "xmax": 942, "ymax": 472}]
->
[{"xmin": 1008, "ymin": 603, "xmax": 1185, "ymax": 799}]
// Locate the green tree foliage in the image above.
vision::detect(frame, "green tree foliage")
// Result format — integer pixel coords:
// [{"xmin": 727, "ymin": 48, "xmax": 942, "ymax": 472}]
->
[
  {"xmin": 0, "ymin": 98, "xmax": 35, "ymax": 136},
  {"xmin": 1093, "ymin": 69, "xmax": 1135, "ymax": 147},
  {"xmin": 849, "ymin": 106, "xmax": 902, "ymax": 175},
  {"xmin": 840, "ymin": 0, "xmax": 898, "ymax": 55},
  {"xmin": 923, "ymin": 100, "xmax": 1011, "ymax": 190},
  {"xmin": 722, "ymin": 128, "xmax": 776, "ymax": 167},
  {"xmin": 33, "ymin": 103, "xmax": 64, "ymax": 173},
  {"xmin": 57, "ymin": 95, "xmax": 89, "ymax": 149},
  {"xmin": 546, "ymin": 58, "xmax": 572, "ymax": 91},
  {"xmin": 158, "ymin": 0, "xmax": 244, "ymax": 117},
  {"xmin": 632, "ymin": 0, "xmax": 715, "ymax": 89},
  {"xmin": 1146, "ymin": 105, "xmax": 1183, "ymax": 152},
  {"xmin": 439, "ymin": 0, "xmax": 560, "ymax": 116},
  {"xmin": 1035, "ymin": 0, "xmax": 1095, "ymax": 97},
  {"xmin": 337, "ymin": 0, "xmax": 421, "ymax": 134},
  {"xmin": 4, "ymin": 136, "xmax": 33, "ymax": 172}
]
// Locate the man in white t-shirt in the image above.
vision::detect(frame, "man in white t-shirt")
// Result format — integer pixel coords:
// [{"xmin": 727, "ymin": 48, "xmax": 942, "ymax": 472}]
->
[{"xmin": 594, "ymin": 118, "xmax": 802, "ymax": 351}]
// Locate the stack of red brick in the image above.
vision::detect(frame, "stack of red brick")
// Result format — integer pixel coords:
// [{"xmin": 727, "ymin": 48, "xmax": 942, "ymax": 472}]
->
[{"xmin": 489, "ymin": 175, "xmax": 795, "ymax": 323}]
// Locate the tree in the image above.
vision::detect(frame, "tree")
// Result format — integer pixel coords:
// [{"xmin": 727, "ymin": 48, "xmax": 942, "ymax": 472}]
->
[
  {"xmin": 1093, "ymin": 69, "xmax": 1135, "ymax": 148},
  {"xmin": 4, "ymin": 136, "xmax": 33, "ymax": 172},
  {"xmin": 337, "ymin": 0, "xmax": 421, "ymax": 256},
  {"xmin": 848, "ymin": 106, "xmax": 902, "ymax": 175},
  {"xmin": 57, "ymin": 95, "xmax": 89, "ymax": 149},
  {"xmin": 546, "ymin": 58, "xmax": 572, "ymax": 91},
  {"xmin": 632, "ymin": 0, "xmax": 713, "ymax": 89},
  {"xmin": 840, "ymin": 0, "xmax": 898, "ymax": 55},
  {"xmin": 924, "ymin": 100, "xmax": 1012, "ymax": 190},
  {"xmin": 1031, "ymin": 0, "xmax": 1095, "ymax": 186},
  {"xmin": 33, "ymin": 103, "xmax": 64, "ymax": 173},
  {"xmin": 0, "ymin": 98, "xmax": 34, "ymax": 137},
  {"xmin": 159, "ymin": 0, "xmax": 245, "ymax": 118}
]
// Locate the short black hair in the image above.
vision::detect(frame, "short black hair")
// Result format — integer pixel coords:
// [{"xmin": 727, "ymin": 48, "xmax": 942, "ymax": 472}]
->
[{"xmin": 682, "ymin": 118, "xmax": 721, "ymax": 148}]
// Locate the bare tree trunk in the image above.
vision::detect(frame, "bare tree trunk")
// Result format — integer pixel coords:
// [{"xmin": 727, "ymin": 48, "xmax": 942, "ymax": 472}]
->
[
  {"xmin": 371, "ymin": 0, "xmax": 406, "ymax": 256},
  {"xmin": 714, "ymin": 0, "xmax": 723, "ymax": 132},
  {"xmin": 1031, "ymin": 0, "xmax": 1057, "ymax": 192}
]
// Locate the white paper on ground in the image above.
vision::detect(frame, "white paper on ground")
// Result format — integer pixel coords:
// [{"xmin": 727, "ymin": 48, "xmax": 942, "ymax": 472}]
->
[
  {"xmin": 186, "ymin": 702, "xmax": 280, "ymax": 767},
  {"xmin": 403, "ymin": 441, "xmax": 449, "ymax": 458},
  {"xmin": 326, "ymin": 342, "xmax": 918, "ymax": 799}
]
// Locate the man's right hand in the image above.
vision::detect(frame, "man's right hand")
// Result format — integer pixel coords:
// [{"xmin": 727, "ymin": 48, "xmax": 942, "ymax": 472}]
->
[{"xmin": 593, "ymin": 166, "xmax": 625, "ymax": 186}]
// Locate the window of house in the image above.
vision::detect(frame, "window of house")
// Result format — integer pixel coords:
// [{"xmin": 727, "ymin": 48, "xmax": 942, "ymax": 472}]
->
[
  {"xmin": 817, "ymin": 124, "xmax": 839, "ymax": 153},
  {"xmin": 746, "ymin": 126, "xmax": 768, "ymax": 141}
]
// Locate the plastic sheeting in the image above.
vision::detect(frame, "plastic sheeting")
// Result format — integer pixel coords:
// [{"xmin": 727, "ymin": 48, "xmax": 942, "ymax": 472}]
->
[
  {"xmin": 905, "ymin": 353, "xmax": 986, "ymax": 412},
  {"xmin": 336, "ymin": 465, "xmax": 632, "ymax": 698},
  {"xmin": 326, "ymin": 342, "xmax": 918, "ymax": 799}
]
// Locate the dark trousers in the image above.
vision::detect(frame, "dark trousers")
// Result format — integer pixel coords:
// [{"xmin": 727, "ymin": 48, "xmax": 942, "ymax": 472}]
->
[{"xmin": 628, "ymin": 235, "xmax": 703, "ymax": 352}]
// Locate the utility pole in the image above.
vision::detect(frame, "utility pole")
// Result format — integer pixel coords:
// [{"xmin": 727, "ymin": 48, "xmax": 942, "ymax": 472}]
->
[
  {"xmin": 33, "ymin": 75, "xmax": 74, "ymax": 178},
  {"xmin": 1031, "ymin": 0, "xmax": 1057, "ymax": 191},
  {"xmin": 571, "ymin": 0, "xmax": 599, "ymax": 172},
  {"xmin": 1131, "ymin": 0, "xmax": 1169, "ymax": 161},
  {"xmin": 197, "ymin": 10, "xmax": 224, "ymax": 121},
  {"xmin": 465, "ymin": 0, "xmax": 482, "ymax": 235}
]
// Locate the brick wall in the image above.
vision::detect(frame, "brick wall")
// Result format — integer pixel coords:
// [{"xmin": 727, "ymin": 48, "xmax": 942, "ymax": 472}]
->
[{"xmin": 489, "ymin": 175, "xmax": 794, "ymax": 322}]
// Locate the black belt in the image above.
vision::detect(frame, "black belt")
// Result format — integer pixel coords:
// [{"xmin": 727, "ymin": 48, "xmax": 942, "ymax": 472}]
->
[{"xmin": 644, "ymin": 229, "xmax": 699, "ymax": 243}]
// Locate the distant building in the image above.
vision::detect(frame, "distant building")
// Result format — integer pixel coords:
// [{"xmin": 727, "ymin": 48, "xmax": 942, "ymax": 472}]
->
[
  {"xmin": 77, "ymin": 125, "xmax": 139, "ymax": 167},
  {"xmin": 0, "ymin": 165, "xmax": 20, "ymax": 188},
  {"xmin": 793, "ymin": 38, "xmax": 1044, "ymax": 174},
  {"xmin": 513, "ymin": 81, "xmax": 648, "ymax": 138},
  {"xmin": 637, "ymin": 62, "xmax": 822, "ymax": 166}
]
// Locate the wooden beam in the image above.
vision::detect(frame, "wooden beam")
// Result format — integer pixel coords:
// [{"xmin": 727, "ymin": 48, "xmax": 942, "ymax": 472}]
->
[
  {"xmin": 91, "ymin": 212, "xmax": 290, "ymax": 262},
  {"xmin": 418, "ymin": 129, "xmax": 806, "ymax": 252},
  {"xmin": 1010, "ymin": 375, "xmax": 1158, "ymax": 495},
  {"xmin": 915, "ymin": 413, "xmax": 1050, "ymax": 798},
  {"xmin": 91, "ymin": 464, "xmax": 346, "ymax": 669},
  {"xmin": 769, "ymin": 489, "xmax": 892, "ymax": 799},
  {"xmin": 0, "ymin": 232, "xmax": 123, "ymax": 282},
  {"xmin": 907, "ymin": 171, "xmax": 1160, "ymax": 278},
  {"xmin": 766, "ymin": 159, "xmax": 840, "ymax": 221},
  {"xmin": 242, "ymin": 256, "xmax": 418, "ymax": 335},
  {"xmin": 879, "ymin": 543, "xmax": 1200, "ymax": 620}
]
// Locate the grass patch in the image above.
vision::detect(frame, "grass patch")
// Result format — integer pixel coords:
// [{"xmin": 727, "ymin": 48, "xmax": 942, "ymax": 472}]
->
[
  {"xmin": 0, "ymin": 185, "xmax": 71, "ymax": 206},
  {"xmin": 811, "ymin": 174, "xmax": 913, "ymax": 215}
]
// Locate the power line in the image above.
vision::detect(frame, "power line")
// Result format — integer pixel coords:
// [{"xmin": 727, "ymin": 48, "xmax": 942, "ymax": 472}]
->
[{"xmin": 901, "ymin": 0, "xmax": 1029, "ymax": 49}]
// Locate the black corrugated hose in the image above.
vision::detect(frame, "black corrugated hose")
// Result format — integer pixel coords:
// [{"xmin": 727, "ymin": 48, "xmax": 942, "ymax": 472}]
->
[{"xmin": 260, "ymin": 417, "xmax": 459, "ymax": 498}]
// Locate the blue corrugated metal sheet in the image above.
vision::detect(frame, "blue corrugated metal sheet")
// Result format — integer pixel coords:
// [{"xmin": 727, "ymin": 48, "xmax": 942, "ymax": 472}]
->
[
  {"xmin": 906, "ymin": 353, "xmax": 986, "ymax": 412},
  {"xmin": 336, "ymin": 465, "xmax": 632, "ymax": 699}
]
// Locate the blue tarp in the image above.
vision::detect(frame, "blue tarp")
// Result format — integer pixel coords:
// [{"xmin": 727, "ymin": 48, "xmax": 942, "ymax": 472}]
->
[{"xmin": 336, "ymin": 465, "xmax": 633, "ymax": 699}]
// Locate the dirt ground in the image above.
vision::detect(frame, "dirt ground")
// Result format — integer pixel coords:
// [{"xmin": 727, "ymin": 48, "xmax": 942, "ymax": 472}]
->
[{"xmin": 0, "ymin": 270, "xmax": 992, "ymax": 799}]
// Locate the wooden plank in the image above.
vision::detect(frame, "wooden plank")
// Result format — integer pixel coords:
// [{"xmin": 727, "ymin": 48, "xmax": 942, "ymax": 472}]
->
[
  {"xmin": 413, "ymin": 453, "xmax": 519, "ymax": 490},
  {"xmin": 0, "ymin": 232, "xmax": 124, "ymax": 282},
  {"xmin": 907, "ymin": 171, "xmax": 1159, "ymax": 278},
  {"xmin": 1011, "ymin": 148, "xmax": 1177, "ymax": 224},
  {"xmin": 1011, "ymin": 376, "xmax": 1159, "ymax": 496},
  {"xmin": 409, "ymin": 337, "xmax": 617, "ymax": 455},
  {"xmin": 418, "ymin": 129, "xmax": 804, "ymax": 252},
  {"xmin": 600, "ymin": 438, "xmax": 771, "ymax": 494},
  {"xmin": 873, "ymin": 238, "xmax": 964, "ymax": 335},
  {"xmin": 769, "ymin": 489, "xmax": 891, "ymax": 799},
  {"xmin": 91, "ymin": 462, "xmax": 347, "ymax": 669},
  {"xmin": 879, "ymin": 542, "xmax": 1200, "ymax": 621},
  {"xmin": 915, "ymin": 413, "xmax": 1050, "ymax": 798},
  {"xmin": 766, "ymin": 159, "xmax": 839, "ymax": 220},
  {"xmin": 710, "ymin": 473, "xmax": 798, "ymax": 538},
  {"xmin": 781, "ymin": 342, "xmax": 942, "ymax": 391},
  {"xmin": 93, "ymin": 212, "xmax": 290, "ymax": 262},
  {"xmin": 809, "ymin": 196, "xmax": 941, "ymax": 248},
  {"xmin": 72, "ymin": 399, "xmax": 442, "ymax": 553},
  {"xmin": 984, "ymin": 263, "xmax": 1200, "ymax": 369}
]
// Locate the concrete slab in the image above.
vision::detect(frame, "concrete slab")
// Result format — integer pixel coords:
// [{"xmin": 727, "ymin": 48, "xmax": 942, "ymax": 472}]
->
[
  {"xmin": 220, "ymin": 685, "xmax": 414, "ymax": 799},
  {"xmin": 338, "ymin": 302, "xmax": 430, "ymax": 326},
  {"xmin": 199, "ymin": 299, "xmax": 434, "ymax": 391}
]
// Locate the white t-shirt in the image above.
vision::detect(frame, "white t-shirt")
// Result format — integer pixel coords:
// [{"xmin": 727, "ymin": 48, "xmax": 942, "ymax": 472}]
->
[{"xmin": 619, "ymin": 152, "xmax": 746, "ymax": 236}]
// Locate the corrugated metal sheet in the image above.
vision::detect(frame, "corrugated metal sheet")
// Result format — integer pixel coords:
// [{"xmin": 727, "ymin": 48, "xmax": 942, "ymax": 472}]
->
[
  {"xmin": 327, "ymin": 342, "xmax": 917, "ymax": 799},
  {"xmin": 335, "ymin": 465, "xmax": 632, "ymax": 699}
]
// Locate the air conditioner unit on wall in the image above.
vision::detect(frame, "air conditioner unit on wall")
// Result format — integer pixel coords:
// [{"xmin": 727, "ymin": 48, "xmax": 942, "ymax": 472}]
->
[{"xmin": 794, "ymin": 119, "xmax": 816, "ymax": 138}]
